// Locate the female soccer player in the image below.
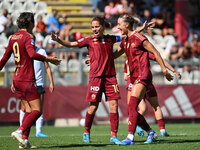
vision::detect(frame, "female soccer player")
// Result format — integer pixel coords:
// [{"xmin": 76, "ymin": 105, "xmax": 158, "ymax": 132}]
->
[
  {"xmin": 124, "ymin": 54, "xmax": 181, "ymax": 137},
  {"xmin": 114, "ymin": 14, "xmax": 174, "ymax": 145},
  {"xmin": 51, "ymin": 16, "xmax": 124, "ymax": 145},
  {"xmin": 12, "ymin": 45, "xmax": 54, "ymax": 137},
  {"xmin": 0, "ymin": 12, "xmax": 60, "ymax": 148}
]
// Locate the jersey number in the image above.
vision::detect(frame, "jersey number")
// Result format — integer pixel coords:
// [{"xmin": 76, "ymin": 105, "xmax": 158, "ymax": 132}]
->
[
  {"xmin": 13, "ymin": 42, "xmax": 20, "ymax": 62},
  {"xmin": 112, "ymin": 84, "xmax": 119, "ymax": 93}
]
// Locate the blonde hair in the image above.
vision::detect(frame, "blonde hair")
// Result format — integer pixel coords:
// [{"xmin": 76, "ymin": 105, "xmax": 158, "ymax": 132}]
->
[{"xmin": 119, "ymin": 14, "xmax": 140, "ymax": 29}]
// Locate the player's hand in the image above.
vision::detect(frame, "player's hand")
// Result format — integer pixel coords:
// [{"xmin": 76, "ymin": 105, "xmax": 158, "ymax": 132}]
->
[
  {"xmin": 49, "ymin": 83, "xmax": 54, "ymax": 93},
  {"xmin": 174, "ymin": 71, "xmax": 181, "ymax": 79},
  {"xmin": 85, "ymin": 54, "xmax": 90, "ymax": 66},
  {"xmin": 142, "ymin": 20, "xmax": 155, "ymax": 30},
  {"xmin": 51, "ymin": 32, "xmax": 59, "ymax": 41},
  {"xmin": 46, "ymin": 57, "xmax": 61, "ymax": 66},
  {"xmin": 11, "ymin": 83, "xmax": 15, "ymax": 93},
  {"xmin": 164, "ymin": 70, "xmax": 173, "ymax": 81}
]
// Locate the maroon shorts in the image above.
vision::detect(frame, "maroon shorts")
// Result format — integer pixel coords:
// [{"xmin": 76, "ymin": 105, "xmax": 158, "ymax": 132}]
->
[
  {"xmin": 86, "ymin": 76, "xmax": 121, "ymax": 102},
  {"xmin": 126, "ymin": 77, "xmax": 132, "ymax": 91},
  {"xmin": 130, "ymin": 79, "xmax": 157, "ymax": 99},
  {"xmin": 13, "ymin": 80, "xmax": 40, "ymax": 101}
]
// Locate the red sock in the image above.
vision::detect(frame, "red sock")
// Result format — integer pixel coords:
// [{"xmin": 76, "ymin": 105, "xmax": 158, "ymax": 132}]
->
[
  {"xmin": 128, "ymin": 96, "xmax": 140, "ymax": 134},
  {"xmin": 110, "ymin": 112, "xmax": 119, "ymax": 137},
  {"xmin": 23, "ymin": 128, "xmax": 30, "ymax": 139},
  {"xmin": 84, "ymin": 112, "xmax": 95, "ymax": 133},
  {"xmin": 22, "ymin": 112, "xmax": 31, "ymax": 139},
  {"xmin": 19, "ymin": 110, "xmax": 41, "ymax": 132},
  {"xmin": 137, "ymin": 113, "xmax": 151, "ymax": 132},
  {"xmin": 157, "ymin": 119, "xmax": 165, "ymax": 130}
]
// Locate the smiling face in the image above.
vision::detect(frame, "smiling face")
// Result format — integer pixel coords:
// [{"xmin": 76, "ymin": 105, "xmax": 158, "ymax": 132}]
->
[
  {"xmin": 91, "ymin": 20, "xmax": 104, "ymax": 38},
  {"xmin": 117, "ymin": 17, "xmax": 128, "ymax": 36}
]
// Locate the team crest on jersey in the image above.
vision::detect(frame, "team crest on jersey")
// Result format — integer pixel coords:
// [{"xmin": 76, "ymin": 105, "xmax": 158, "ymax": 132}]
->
[
  {"xmin": 131, "ymin": 43, "xmax": 135, "ymax": 48},
  {"xmin": 78, "ymin": 38, "xmax": 84, "ymax": 42},
  {"xmin": 31, "ymin": 39, "xmax": 35, "ymax": 45},
  {"xmin": 91, "ymin": 94, "xmax": 96, "ymax": 99}
]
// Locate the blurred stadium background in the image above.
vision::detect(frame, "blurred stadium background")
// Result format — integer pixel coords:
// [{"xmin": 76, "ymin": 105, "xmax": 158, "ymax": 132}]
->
[{"xmin": 0, "ymin": 0, "xmax": 200, "ymax": 127}]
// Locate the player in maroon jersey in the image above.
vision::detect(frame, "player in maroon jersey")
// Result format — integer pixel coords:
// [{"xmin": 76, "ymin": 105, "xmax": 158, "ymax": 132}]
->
[
  {"xmin": 124, "ymin": 53, "xmax": 181, "ymax": 137},
  {"xmin": 0, "ymin": 12, "xmax": 60, "ymax": 148},
  {"xmin": 113, "ymin": 14, "xmax": 174, "ymax": 145},
  {"xmin": 51, "ymin": 16, "xmax": 124, "ymax": 145}
]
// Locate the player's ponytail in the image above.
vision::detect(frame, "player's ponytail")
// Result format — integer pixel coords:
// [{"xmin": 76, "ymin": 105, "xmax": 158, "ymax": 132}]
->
[
  {"xmin": 119, "ymin": 14, "xmax": 140, "ymax": 29},
  {"xmin": 92, "ymin": 16, "xmax": 111, "ymax": 28}
]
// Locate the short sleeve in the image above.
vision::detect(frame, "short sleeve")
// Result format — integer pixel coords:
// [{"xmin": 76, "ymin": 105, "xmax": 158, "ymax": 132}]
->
[
  {"xmin": 149, "ymin": 52, "xmax": 156, "ymax": 61},
  {"xmin": 134, "ymin": 32, "xmax": 148, "ymax": 45},
  {"xmin": 77, "ymin": 37, "xmax": 89, "ymax": 48}
]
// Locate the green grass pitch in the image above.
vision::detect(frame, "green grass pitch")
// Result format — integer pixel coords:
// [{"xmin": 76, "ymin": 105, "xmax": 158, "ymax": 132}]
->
[{"xmin": 0, "ymin": 124, "xmax": 200, "ymax": 150}]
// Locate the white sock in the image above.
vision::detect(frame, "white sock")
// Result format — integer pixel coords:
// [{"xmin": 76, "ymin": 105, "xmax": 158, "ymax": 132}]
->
[
  {"xmin": 147, "ymin": 128, "xmax": 154, "ymax": 134},
  {"xmin": 19, "ymin": 110, "xmax": 25, "ymax": 126},
  {"xmin": 36, "ymin": 114, "xmax": 43, "ymax": 134},
  {"xmin": 127, "ymin": 134, "xmax": 134, "ymax": 141},
  {"xmin": 160, "ymin": 129, "xmax": 166, "ymax": 132}
]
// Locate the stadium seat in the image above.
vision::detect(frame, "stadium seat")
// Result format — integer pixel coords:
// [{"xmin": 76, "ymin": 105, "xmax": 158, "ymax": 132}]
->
[
  {"xmin": 0, "ymin": 46, "xmax": 5, "ymax": 59},
  {"xmin": 0, "ymin": 1, "xmax": 11, "ymax": 12},
  {"xmin": 42, "ymin": 35, "xmax": 51, "ymax": 48},
  {"xmin": 24, "ymin": 1, "xmax": 35, "ymax": 12},
  {"xmin": 11, "ymin": 13, "xmax": 20, "ymax": 25},
  {"xmin": 67, "ymin": 59, "xmax": 80, "ymax": 72},
  {"xmin": 59, "ymin": 59, "xmax": 68, "ymax": 72},
  {"xmin": 0, "ymin": 35, "xmax": 8, "ymax": 48},
  {"xmin": 35, "ymin": 2, "xmax": 47, "ymax": 14},
  {"xmin": 11, "ymin": 1, "xmax": 24, "ymax": 12}
]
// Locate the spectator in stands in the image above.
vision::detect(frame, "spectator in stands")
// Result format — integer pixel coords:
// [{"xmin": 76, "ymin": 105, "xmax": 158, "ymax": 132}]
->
[
  {"xmin": 191, "ymin": 33, "xmax": 200, "ymax": 57},
  {"xmin": 47, "ymin": 9, "xmax": 60, "ymax": 33},
  {"xmin": 151, "ymin": 12, "xmax": 167, "ymax": 35},
  {"xmin": 36, "ymin": 15, "xmax": 47, "ymax": 37},
  {"xmin": 141, "ymin": 9, "xmax": 152, "ymax": 24},
  {"xmin": 0, "ymin": 9, "xmax": 12, "ymax": 34},
  {"xmin": 0, "ymin": 9, "xmax": 18, "ymax": 38},
  {"xmin": 117, "ymin": 0, "xmax": 132, "ymax": 15},
  {"xmin": 169, "ymin": 43, "xmax": 183, "ymax": 61},
  {"xmin": 47, "ymin": 38, "xmax": 56, "ymax": 57},
  {"xmin": 104, "ymin": 0, "xmax": 118, "ymax": 27},
  {"xmin": 36, "ymin": 35, "xmax": 44, "ymax": 49},
  {"xmin": 90, "ymin": 0, "xmax": 103, "ymax": 12}
]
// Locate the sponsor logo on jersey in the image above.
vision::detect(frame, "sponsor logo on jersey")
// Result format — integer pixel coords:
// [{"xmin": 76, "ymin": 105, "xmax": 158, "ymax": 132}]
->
[
  {"xmin": 91, "ymin": 94, "xmax": 96, "ymax": 100},
  {"xmin": 91, "ymin": 86, "xmax": 100, "ymax": 92}
]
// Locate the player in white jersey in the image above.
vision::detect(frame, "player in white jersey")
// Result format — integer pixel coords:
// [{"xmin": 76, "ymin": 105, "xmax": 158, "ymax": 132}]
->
[{"xmin": 12, "ymin": 46, "xmax": 54, "ymax": 138}]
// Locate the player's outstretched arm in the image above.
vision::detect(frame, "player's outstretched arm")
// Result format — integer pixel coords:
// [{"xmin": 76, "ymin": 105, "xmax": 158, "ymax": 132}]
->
[
  {"xmin": 143, "ymin": 40, "xmax": 173, "ymax": 81},
  {"xmin": 44, "ymin": 61, "xmax": 54, "ymax": 92},
  {"xmin": 45, "ymin": 57, "xmax": 61, "ymax": 66},
  {"xmin": 51, "ymin": 32, "xmax": 78, "ymax": 48},
  {"xmin": 114, "ymin": 46, "xmax": 125, "ymax": 59},
  {"xmin": 135, "ymin": 21, "xmax": 155, "ymax": 33},
  {"xmin": 163, "ymin": 60, "xmax": 181, "ymax": 79}
]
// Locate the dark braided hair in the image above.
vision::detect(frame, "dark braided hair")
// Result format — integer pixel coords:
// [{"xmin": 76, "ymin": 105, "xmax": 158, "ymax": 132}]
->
[{"xmin": 17, "ymin": 12, "xmax": 34, "ymax": 29}]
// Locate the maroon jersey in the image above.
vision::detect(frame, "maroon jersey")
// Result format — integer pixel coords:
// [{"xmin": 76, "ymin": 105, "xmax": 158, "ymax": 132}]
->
[
  {"xmin": 120, "ymin": 32, "xmax": 152, "ymax": 83},
  {"xmin": 77, "ymin": 35, "xmax": 117, "ymax": 77},
  {"xmin": 0, "ymin": 30, "xmax": 46, "ymax": 82}
]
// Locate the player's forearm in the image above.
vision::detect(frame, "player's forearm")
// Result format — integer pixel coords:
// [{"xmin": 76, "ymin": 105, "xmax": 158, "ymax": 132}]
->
[
  {"xmin": 163, "ymin": 60, "xmax": 175, "ymax": 73},
  {"xmin": 46, "ymin": 66, "xmax": 54, "ymax": 85},
  {"xmin": 114, "ymin": 47, "xmax": 124, "ymax": 59},
  {"xmin": 30, "ymin": 52, "xmax": 46, "ymax": 61}
]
